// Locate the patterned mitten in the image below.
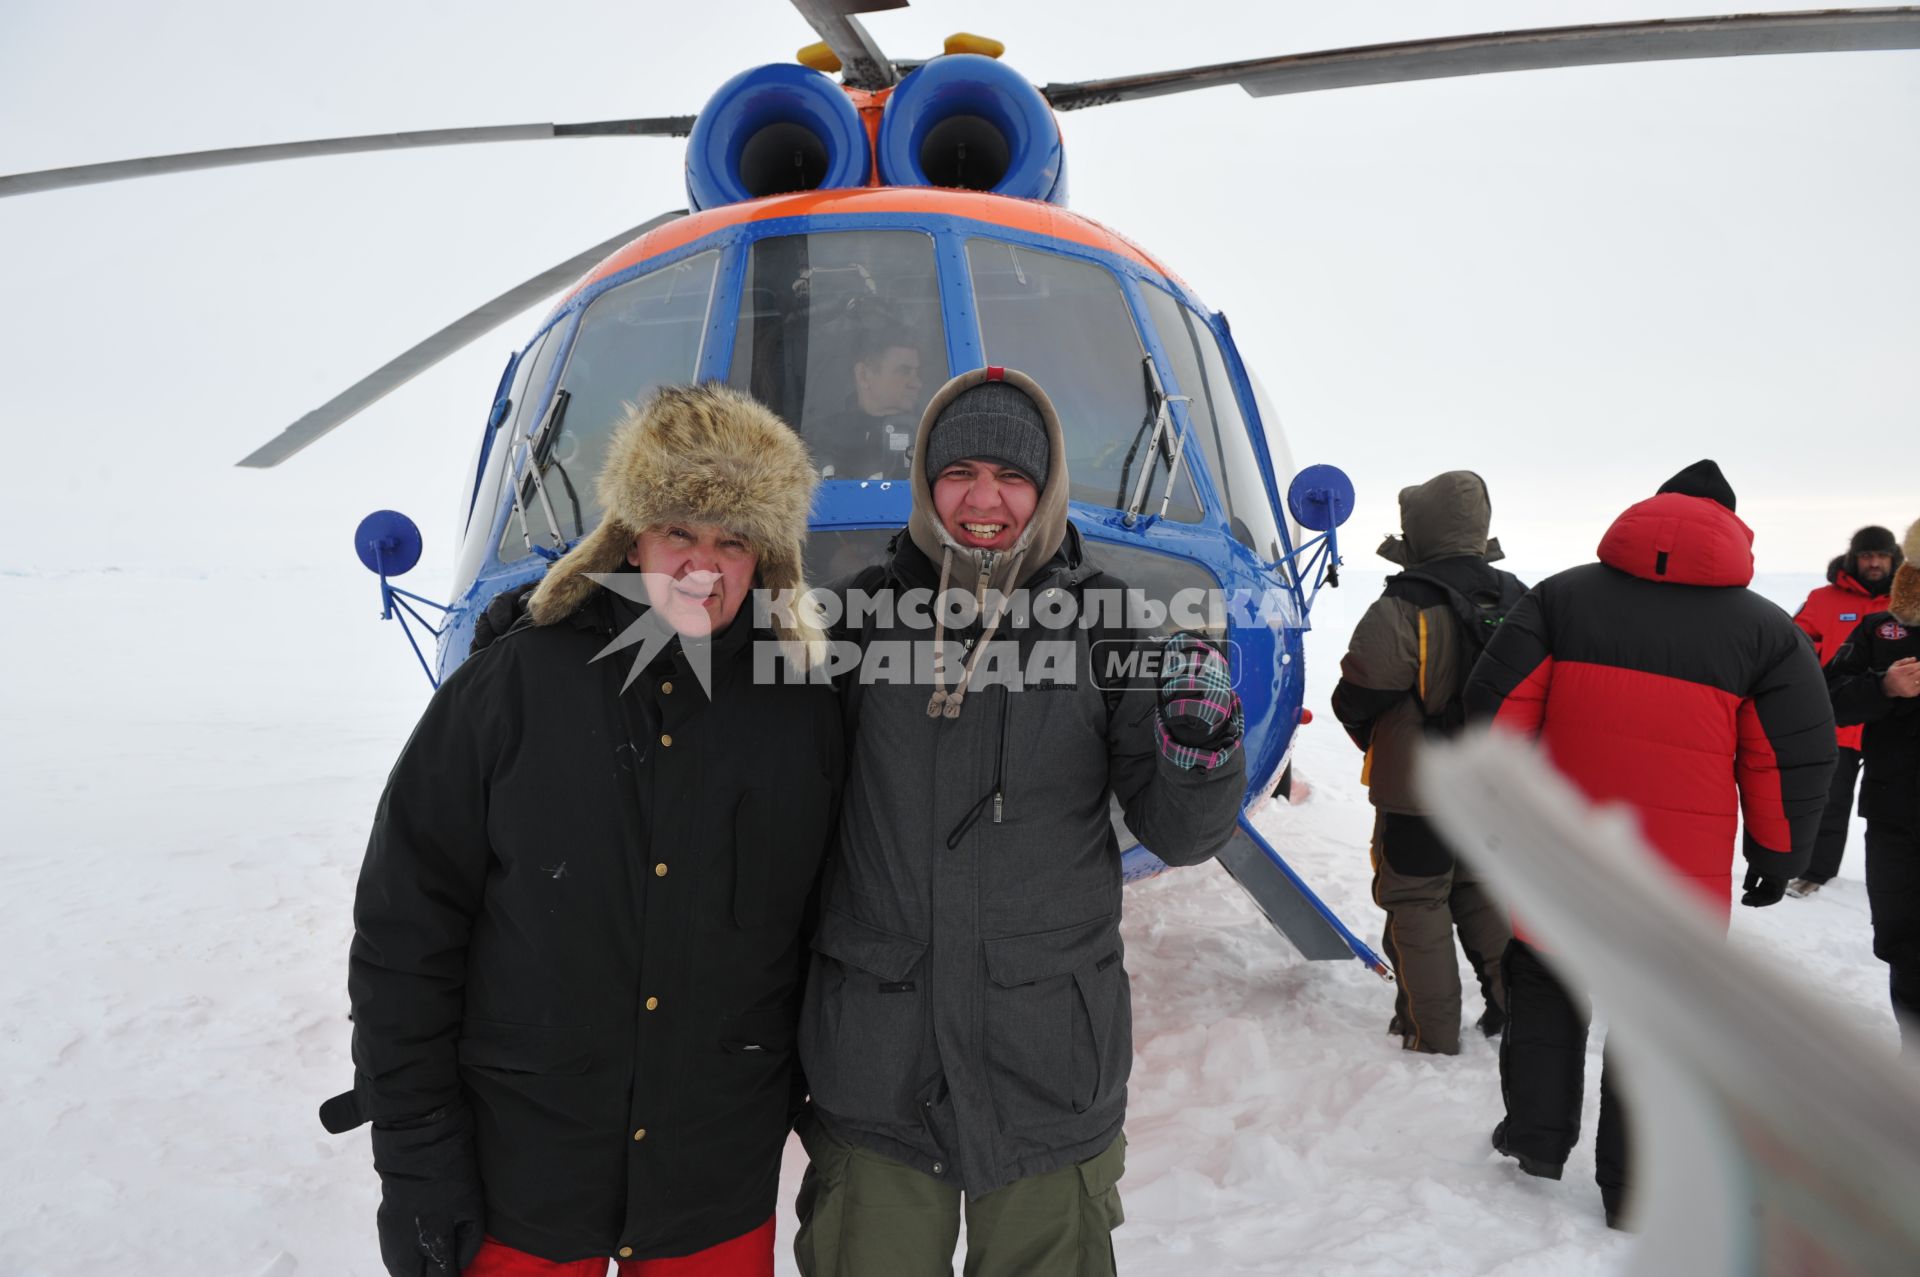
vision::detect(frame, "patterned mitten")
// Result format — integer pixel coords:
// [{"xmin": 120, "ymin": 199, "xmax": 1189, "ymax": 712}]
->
[{"xmin": 1156, "ymin": 634, "xmax": 1244, "ymax": 771}]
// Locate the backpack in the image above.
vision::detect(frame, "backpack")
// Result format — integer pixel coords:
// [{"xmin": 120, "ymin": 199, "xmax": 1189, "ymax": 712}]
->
[{"xmin": 1390, "ymin": 567, "xmax": 1528, "ymax": 737}]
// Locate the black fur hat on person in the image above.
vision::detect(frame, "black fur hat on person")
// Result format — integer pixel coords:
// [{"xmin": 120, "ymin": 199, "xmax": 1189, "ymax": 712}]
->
[
  {"xmin": 1846, "ymin": 525, "xmax": 1903, "ymax": 578},
  {"xmin": 1657, "ymin": 459, "xmax": 1737, "ymax": 512}
]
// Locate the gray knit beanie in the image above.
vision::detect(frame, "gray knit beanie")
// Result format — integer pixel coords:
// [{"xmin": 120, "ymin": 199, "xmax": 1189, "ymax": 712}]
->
[{"xmin": 923, "ymin": 381, "xmax": 1050, "ymax": 488}]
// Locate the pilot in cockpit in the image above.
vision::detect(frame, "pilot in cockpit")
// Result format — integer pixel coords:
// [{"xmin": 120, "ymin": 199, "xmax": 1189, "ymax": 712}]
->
[{"xmin": 811, "ymin": 313, "xmax": 925, "ymax": 481}]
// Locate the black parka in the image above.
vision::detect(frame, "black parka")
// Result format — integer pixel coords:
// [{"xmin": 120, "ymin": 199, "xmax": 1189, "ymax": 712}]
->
[
  {"xmin": 1828, "ymin": 610, "xmax": 1920, "ymax": 828},
  {"xmin": 339, "ymin": 591, "xmax": 843, "ymax": 1262}
]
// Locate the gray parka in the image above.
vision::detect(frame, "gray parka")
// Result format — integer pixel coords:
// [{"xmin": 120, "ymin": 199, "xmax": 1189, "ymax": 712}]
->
[{"xmin": 796, "ymin": 370, "xmax": 1245, "ymax": 1195}]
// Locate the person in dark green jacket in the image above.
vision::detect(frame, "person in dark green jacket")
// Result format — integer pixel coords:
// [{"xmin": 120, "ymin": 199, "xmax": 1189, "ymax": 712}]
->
[{"xmin": 793, "ymin": 367, "xmax": 1246, "ymax": 1277}]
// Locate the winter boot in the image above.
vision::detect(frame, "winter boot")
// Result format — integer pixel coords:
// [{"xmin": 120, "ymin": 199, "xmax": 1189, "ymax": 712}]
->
[
  {"xmin": 1787, "ymin": 878, "xmax": 1825, "ymax": 898},
  {"xmin": 1477, "ymin": 1003, "xmax": 1507, "ymax": 1039},
  {"xmin": 1491, "ymin": 1119, "xmax": 1564, "ymax": 1181}
]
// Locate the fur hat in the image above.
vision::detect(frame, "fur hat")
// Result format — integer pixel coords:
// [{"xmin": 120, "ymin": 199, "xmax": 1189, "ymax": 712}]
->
[
  {"xmin": 1845, "ymin": 524, "xmax": 1904, "ymax": 583},
  {"xmin": 1892, "ymin": 519, "xmax": 1920, "ymax": 625},
  {"xmin": 527, "ymin": 383, "xmax": 826, "ymax": 664}
]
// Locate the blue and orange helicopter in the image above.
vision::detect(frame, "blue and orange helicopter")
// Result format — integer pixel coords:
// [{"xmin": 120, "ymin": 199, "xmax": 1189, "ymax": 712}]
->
[{"xmin": 10, "ymin": 3, "xmax": 1914, "ymax": 975}]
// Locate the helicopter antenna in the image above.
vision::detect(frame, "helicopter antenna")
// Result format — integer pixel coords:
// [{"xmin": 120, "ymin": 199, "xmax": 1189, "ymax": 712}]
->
[{"xmin": 788, "ymin": 0, "xmax": 904, "ymax": 89}]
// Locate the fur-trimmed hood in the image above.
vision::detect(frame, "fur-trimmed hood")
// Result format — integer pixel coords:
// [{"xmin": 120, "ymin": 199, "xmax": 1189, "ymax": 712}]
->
[
  {"xmin": 526, "ymin": 383, "xmax": 826, "ymax": 665},
  {"xmin": 1892, "ymin": 518, "xmax": 1920, "ymax": 625}
]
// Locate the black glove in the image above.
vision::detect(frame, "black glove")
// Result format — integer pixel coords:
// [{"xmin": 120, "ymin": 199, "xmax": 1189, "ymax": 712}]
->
[
  {"xmin": 371, "ymin": 1105, "xmax": 486, "ymax": 1276},
  {"xmin": 468, "ymin": 582, "xmax": 538, "ymax": 656},
  {"xmin": 1740, "ymin": 868, "xmax": 1787, "ymax": 909}
]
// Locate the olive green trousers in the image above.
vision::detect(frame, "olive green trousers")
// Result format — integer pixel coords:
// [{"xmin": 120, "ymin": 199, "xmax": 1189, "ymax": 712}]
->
[{"xmin": 793, "ymin": 1120, "xmax": 1125, "ymax": 1277}]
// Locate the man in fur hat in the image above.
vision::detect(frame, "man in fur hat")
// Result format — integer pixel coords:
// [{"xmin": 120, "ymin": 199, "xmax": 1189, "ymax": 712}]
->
[
  {"xmin": 1825, "ymin": 518, "xmax": 1920, "ymax": 1050},
  {"xmin": 791, "ymin": 367, "xmax": 1245, "ymax": 1276},
  {"xmin": 324, "ymin": 384, "xmax": 844, "ymax": 1276},
  {"xmin": 1789, "ymin": 525, "xmax": 1903, "ymax": 896}
]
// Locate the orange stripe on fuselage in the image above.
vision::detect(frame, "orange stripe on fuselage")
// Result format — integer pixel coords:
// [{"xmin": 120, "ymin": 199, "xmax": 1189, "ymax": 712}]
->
[{"xmin": 557, "ymin": 188, "xmax": 1178, "ymax": 309}]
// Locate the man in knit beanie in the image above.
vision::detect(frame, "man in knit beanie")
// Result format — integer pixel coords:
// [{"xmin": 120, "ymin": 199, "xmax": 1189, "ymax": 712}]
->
[
  {"xmin": 793, "ymin": 367, "xmax": 1244, "ymax": 1276},
  {"xmin": 1825, "ymin": 518, "xmax": 1920, "ymax": 1050},
  {"xmin": 1790, "ymin": 525, "xmax": 1903, "ymax": 895},
  {"xmin": 921, "ymin": 378, "xmax": 1051, "ymax": 494}
]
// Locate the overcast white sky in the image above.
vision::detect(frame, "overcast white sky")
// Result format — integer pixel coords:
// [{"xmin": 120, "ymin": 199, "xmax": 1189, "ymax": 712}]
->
[{"xmin": 2, "ymin": 0, "xmax": 1915, "ymax": 586}]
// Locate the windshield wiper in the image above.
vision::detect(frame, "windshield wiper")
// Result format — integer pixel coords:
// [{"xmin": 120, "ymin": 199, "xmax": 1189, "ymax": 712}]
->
[
  {"xmin": 1122, "ymin": 356, "xmax": 1190, "ymax": 526},
  {"xmin": 507, "ymin": 389, "xmax": 572, "ymax": 555}
]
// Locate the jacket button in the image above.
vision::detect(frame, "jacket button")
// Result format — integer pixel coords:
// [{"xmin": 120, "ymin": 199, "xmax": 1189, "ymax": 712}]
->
[
  {"xmin": 618, "ymin": 1248, "xmax": 633, "ymax": 1259},
  {"xmin": 660, "ymin": 733, "xmax": 673, "ymax": 747},
  {"xmin": 632, "ymin": 1128, "xmax": 647, "ymax": 1141},
  {"xmin": 645, "ymin": 996, "xmax": 659, "ymax": 1011},
  {"xmin": 661, "ymin": 681, "xmax": 673, "ymax": 695},
  {"xmin": 932, "ymin": 1161, "xmax": 945, "ymax": 1175},
  {"xmin": 655, "ymin": 863, "xmax": 668, "ymax": 877}
]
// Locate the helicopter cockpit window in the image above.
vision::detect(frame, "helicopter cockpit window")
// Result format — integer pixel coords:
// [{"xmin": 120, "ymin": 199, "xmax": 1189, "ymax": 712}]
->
[
  {"xmin": 728, "ymin": 232, "xmax": 948, "ymax": 481},
  {"xmin": 965, "ymin": 240, "xmax": 1202, "ymax": 523},
  {"xmin": 457, "ymin": 321, "xmax": 565, "ymax": 584},
  {"xmin": 1138, "ymin": 286, "xmax": 1281, "ymax": 561},
  {"xmin": 497, "ymin": 249, "xmax": 721, "ymax": 562},
  {"xmin": 1191, "ymin": 310, "xmax": 1285, "ymax": 564}
]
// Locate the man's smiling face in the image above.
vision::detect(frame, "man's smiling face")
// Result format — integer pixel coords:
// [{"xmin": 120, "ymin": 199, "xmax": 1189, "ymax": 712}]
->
[
  {"xmin": 627, "ymin": 523, "xmax": 758, "ymax": 635},
  {"xmin": 931, "ymin": 459, "xmax": 1038, "ymax": 554}
]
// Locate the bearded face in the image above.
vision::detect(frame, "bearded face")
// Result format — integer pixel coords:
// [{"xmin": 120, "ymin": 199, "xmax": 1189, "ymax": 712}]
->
[{"xmin": 1856, "ymin": 550, "xmax": 1895, "ymax": 587}]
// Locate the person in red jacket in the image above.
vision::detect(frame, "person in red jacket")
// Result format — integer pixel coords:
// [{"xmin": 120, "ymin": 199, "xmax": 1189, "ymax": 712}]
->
[
  {"xmin": 1788, "ymin": 526, "xmax": 1901, "ymax": 895},
  {"xmin": 1463, "ymin": 460, "xmax": 1835, "ymax": 1230}
]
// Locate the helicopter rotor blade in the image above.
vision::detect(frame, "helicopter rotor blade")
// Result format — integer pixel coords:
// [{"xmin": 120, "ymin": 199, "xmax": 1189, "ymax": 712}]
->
[
  {"xmin": 1041, "ymin": 7, "xmax": 1920, "ymax": 110},
  {"xmin": 0, "ymin": 117, "xmax": 696, "ymax": 199},
  {"xmin": 788, "ymin": 0, "xmax": 907, "ymax": 89},
  {"xmin": 234, "ymin": 209, "xmax": 686, "ymax": 469}
]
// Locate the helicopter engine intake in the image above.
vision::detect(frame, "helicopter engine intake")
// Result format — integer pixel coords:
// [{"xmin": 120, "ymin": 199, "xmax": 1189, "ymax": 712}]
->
[
  {"xmin": 685, "ymin": 63, "xmax": 871, "ymax": 210},
  {"xmin": 877, "ymin": 54, "xmax": 1067, "ymax": 205}
]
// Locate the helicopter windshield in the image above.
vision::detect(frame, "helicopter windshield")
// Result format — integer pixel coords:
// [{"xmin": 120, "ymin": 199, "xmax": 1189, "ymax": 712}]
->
[
  {"xmin": 497, "ymin": 249, "xmax": 722, "ymax": 561},
  {"xmin": 965, "ymin": 240, "xmax": 1202, "ymax": 523},
  {"xmin": 457, "ymin": 320, "xmax": 568, "ymax": 583},
  {"xmin": 728, "ymin": 231, "xmax": 948, "ymax": 482},
  {"xmin": 1138, "ymin": 286, "xmax": 1285, "ymax": 561}
]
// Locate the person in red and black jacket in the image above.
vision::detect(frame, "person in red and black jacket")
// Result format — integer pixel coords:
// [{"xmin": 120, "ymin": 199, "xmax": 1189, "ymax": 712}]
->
[
  {"xmin": 1825, "ymin": 517, "xmax": 1920, "ymax": 1051},
  {"xmin": 1788, "ymin": 527, "xmax": 1901, "ymax": 894},
  {"xmin": 1462, "ymin": 459, "xmax": 1835, "ymax": 1230}
]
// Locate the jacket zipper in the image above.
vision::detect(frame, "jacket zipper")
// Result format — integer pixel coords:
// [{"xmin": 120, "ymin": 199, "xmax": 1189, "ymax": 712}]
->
[{"xmin": 993, "ymin": 685, "xmax": 1007, "ymax": 824}]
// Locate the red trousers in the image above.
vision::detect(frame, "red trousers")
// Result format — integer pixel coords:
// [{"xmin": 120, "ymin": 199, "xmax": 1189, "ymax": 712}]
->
[{"xmin": 464, "ymin": 1217, "xmax": 775, "ymax": 1277}]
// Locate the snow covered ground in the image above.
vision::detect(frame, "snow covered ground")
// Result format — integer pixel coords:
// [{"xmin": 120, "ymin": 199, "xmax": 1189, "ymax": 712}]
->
[{"xmin": 0, "ymin": 563, "xmax": 1895, "ymax": 1276}]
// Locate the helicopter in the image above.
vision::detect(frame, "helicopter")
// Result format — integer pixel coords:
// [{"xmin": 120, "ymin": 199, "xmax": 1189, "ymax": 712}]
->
[{"xmin": 8, "ymin": 3, "xmax": 1914, "ymax": 979}]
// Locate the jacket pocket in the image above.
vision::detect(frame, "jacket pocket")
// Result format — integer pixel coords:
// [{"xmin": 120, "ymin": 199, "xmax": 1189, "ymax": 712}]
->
[
  {"xmin": 799, "ymin": 910, "xmax": 930, "ymax": 1124},
  {"xmin": 455, "ymin": 1020, "xmax": 595, "ymax": 1076},
  {"xmin": 981, "ymin": 915, "xmax": 1130, "ymax": 1130},
  {"xmin": 734, "ymin": 775, "xmax": 833, "ymax": 930}
]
